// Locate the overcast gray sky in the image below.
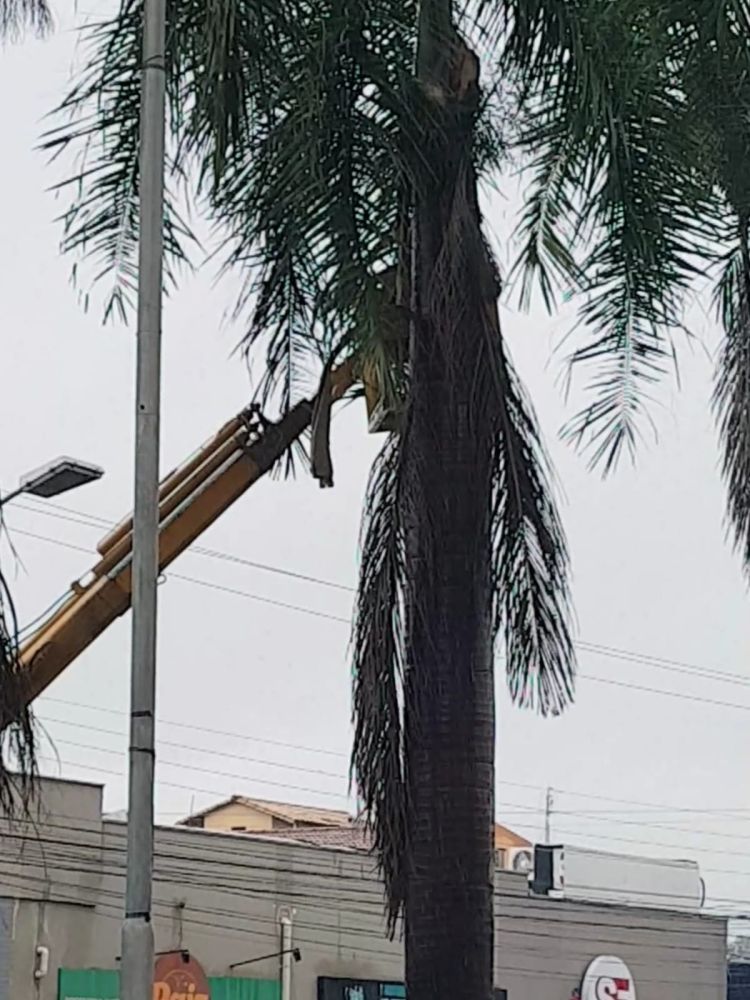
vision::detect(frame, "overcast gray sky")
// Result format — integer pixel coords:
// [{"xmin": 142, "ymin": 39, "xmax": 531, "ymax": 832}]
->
[{"xmin": 1, "ymin": 6, "xmax": 749, "ymax": 929}]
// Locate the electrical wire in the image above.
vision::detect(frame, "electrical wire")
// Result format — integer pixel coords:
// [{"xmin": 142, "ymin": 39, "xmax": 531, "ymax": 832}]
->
[
  {"xmin": 11, "ymin": 500, "xmax": 750, "ymax": 695},
  {"xmin": 15, "ymin": 524, "xmax": 750, "ymax": 716},
  {"xmin": 3, "ymin": 818, "xmax": 743, "ymax": 924},
  {"xmin": 6, "ymin": 816, "xmax": 750, "ymax": 904},
  {"xmin": 32, "ymin": 699, "xmax": 750, "ymax": 834},
  {"xmin": 0, "ymin": 862, "xmax": 729, "ymax": 991},
  {"xmin": 0, "ymin": 823, "xmax": 739, "ymax": 982},
  {"xmin": 35, "ymin": 713, "xmax": 750, "ymax": 847}
]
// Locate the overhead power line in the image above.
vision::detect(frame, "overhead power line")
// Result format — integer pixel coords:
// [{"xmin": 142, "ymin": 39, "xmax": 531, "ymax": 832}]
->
[
  {"xmin": 37, "ymin": 708, "xmax": 750, "ymax": 829},
  {"xmin": 10, "ymin": 523, "xmax": 750, "ymax": 716},
  {"xmin": 10, "ymin": 499, "xmax": 750, "ymax": 692},
  {"xmin": 34, "ymin": 707, "xmax": 750, "ymax": 851}
]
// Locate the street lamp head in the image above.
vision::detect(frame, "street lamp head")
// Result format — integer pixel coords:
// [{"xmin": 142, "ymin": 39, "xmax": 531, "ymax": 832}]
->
[{"xmin": 18, "ymin": 457, "xmax": 104, "ymax": 499}]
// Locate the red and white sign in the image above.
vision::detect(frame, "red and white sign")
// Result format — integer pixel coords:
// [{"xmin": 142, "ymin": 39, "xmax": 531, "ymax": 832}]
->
[
  {"xmin": 580, "ymin": 956, "xmax": 636, "ymax": 1000},
  {"xmin": 153, "ymin": 952, "xmax": 211, "ymax": 1000}
]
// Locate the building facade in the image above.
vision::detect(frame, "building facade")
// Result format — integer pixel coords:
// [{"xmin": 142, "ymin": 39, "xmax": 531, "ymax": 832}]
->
[{"xmin": 0, "ymin": 778, "xmax": 727, "ymax": 1000}]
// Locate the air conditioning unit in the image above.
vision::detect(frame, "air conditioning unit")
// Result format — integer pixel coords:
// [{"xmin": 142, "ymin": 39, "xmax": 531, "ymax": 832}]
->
[{"xmin": 507, "ymin": 846, "xmax": 534, "ymax": 875}]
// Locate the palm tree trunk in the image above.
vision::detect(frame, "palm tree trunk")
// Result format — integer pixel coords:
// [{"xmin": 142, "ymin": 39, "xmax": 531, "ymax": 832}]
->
[{"xmin": 402, "ymin": 4, "xmax": 495, "ymax": 999}]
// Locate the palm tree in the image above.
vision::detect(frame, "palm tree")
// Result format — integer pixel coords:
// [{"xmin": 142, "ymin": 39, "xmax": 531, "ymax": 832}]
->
[
  {"xmin": 0, "ymin": 0, "xmax": 53, "ymax": 817},
  {"xmin": 36, "ymin": 10, "xmax": 574, "ymax": 996},
  {"xmin": 4, "ymin": 2, "xmax": 750, "ymax": 999}
]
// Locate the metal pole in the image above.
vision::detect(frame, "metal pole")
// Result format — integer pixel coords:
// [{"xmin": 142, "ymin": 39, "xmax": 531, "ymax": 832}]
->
[
  {"xmin": 544, "ymin": 787, "xmax": 554, "ymax": 844},
  {"xmin": 121, "ymin": 0, "xmax": 166, "ymax": 994}
]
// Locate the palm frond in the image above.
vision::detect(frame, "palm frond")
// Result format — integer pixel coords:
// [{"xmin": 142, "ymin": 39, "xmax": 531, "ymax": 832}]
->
[
  {"xmin": 213, "ymin": 0, "xmax": 418, "ymax": 411},
  {"xmin": 405, "ymin": 83, "xmax": 575, "ymax": 725},
  {"xmin": 450, "ymin": 152, "xmax": 576, "ymax": 715},
  {"xmin": 512, "ymin": 126, "xmax": 584, "ymax": 312},
  {"xmin": 351, "ymin": 433, "xmax": 406, "ymax": 933},
  {"xmin": 0, "ymin": 565, "xmax": 36, "ymax": 815},
  {"xmin": 504, "ymin": 1, "xmax": 716, "ymax": 473},
  {"xmin": 714, "ymin": 235, "xmax": 750, "ymax": 574},
  {"xmin": 40, "ymin": 0, "xmax": 197, "ymax": 321},
  {"xmin": 0, "ymin": 0, "xmax": 51, "ymax": 41},
  {"xmin": 40, "ymin": 0, "xmax": 284, "ymax": 323},
  {"xmin": 674, "ymin": 3, "xmax": 750, "ymax": 575},
  {"xmin": 491, "ymin": 339, "xmax": 574, "ymax": 715}
]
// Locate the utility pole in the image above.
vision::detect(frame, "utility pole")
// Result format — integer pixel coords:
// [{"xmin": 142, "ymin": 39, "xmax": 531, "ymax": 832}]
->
[
  {"xmin": 121, "ymin": 0, "xmax": 166, "ymax": 995},
  {"xmin": 544, "ymin": 787, "xmax": 554, "ymax": 843}
]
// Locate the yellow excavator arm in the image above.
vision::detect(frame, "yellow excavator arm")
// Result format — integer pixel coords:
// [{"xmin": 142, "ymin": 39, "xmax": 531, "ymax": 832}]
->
[{"xmin": 9, "ymin": 363, "xmax": 355, "ymax": 718}]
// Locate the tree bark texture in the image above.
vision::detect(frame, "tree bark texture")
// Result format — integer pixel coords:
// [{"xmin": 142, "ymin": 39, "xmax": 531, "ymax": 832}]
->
[{"xmin": 402, "ymin": 11, "xmax": 495, "ymax": 1000}]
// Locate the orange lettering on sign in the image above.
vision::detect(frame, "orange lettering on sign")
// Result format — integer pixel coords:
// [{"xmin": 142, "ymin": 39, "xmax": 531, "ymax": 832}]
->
[{"xmin": 153, "ymin": 986, "xmax": 208, "ymax": 1000}]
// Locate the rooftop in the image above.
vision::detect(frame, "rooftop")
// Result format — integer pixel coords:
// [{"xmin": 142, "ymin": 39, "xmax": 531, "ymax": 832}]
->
[{"xmin": 179, "ymin": 795, "xmax": 352, "ymax": 828}]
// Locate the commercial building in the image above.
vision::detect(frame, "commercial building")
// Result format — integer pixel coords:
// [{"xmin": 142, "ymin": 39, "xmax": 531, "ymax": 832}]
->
[{"xmin": 0, "ymin": 777, "xmax": 727, "ymax": 1000}]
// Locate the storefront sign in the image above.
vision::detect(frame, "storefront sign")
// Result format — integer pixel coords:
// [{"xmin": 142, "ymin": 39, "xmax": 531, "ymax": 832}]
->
[
  {"xmin": 154, "ymin": 953, "xmax": 211, "ymax": 1000},
  {"xmin": 59, "ymin": 969, "xmax": 278, "ymax": 1000},
  {"xmin": 581, "ymin": 956, "xmax": 636, "ymax": 1000}
]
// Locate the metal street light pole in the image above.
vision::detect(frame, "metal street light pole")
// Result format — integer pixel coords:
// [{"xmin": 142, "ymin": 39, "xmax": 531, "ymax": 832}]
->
[{"xmin": 121, "ymin": 0, "xmax": 166, "ymax": 994}]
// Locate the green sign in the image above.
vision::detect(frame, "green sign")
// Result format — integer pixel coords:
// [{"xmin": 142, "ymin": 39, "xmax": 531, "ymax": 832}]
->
[{"xmin": 59, "ymin": 969, "xmax": 280, "ymax": 1000}]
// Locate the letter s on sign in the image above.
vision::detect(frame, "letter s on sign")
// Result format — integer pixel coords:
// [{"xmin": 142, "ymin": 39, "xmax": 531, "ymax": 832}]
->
[{"xmin": 595, "ymin": 979, "xmax": 618, "ymax": 1000}]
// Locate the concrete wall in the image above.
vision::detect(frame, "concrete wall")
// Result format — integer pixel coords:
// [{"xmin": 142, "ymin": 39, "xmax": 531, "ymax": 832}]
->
[{"xmin": 0, "ymin": 779, "xmax": 727, "ymax": 1000}]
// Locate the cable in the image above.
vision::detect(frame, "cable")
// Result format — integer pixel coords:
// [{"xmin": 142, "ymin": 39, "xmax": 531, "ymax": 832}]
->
[
  {"xmin": 4, "ymin": 818, "xmax": 745, "ymax": 921},
  {"xmin": 41, "ymin": 695, "xmax": 350, "ymax": 758},
  {"xmin": 39, "ymin": 736, "xmax": 348, "ymax": 798},
  {"xmin": 17, "ymin": 802, "xmax": 750, "ymax": 890},
  {"xmin": 11, "ymin": 527, "xmax": 352, "ymax": 625},
  {"xmin": 580, "ymin": 673, "xmax": 750, "ymax": 712},
  {"xmin": 36, "ymin": 696, "xmax": 750, "ymax": 824},
  {"xmin": 31, "ymin": 752, "xmax": 353, "ymax": 809},
  {"xmin": 1, "ymin": 822, "xmax": 743, "ymax": 967},
  {"xmin": 37, "ymin": 712, "xmax": 750, "ymax": 849},
  {"xmin": 14, "ymin": 522, "xmax": 750, "ymax": 716},
  {"xmin": 0, "ymin": 863, "xmax": 730, "ymax": 988},
  {"xmin": 16, "ymin": 787, "xmax": 750, "ymax": 898},
  {"xmin": 12, "ymin": 501, "xmax": 352, "ymax": 591},
  {"xmin": 38, "ymin": 714, "xmax": 349, "ymax": 778},
  {"xmin": 5, "ymin": 506, "xmax": 739, "ymax": 694}
]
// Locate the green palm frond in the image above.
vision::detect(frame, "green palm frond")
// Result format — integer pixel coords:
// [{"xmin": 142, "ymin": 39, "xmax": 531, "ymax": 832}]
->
[
  {"xmin": 492, "ymin": 339, "xmax": 574, "ymax": 715},
  {"xmin": 714, "ymin": 236, "xmax": 750, "ymax": 573},
  {"xmin": 508, "ymin": 2, "xmax": 715, "ymax": 473},
  {"xmin": 213, "ymin": 0, "xmax": 418, "ymax": 409},
  {"xmin": 679, "ymin": 3, "xmax": 750, "ymax": 574},
  {"xmin": 1, "ymin": 0, "xmax": 51, "ymax": 40},
  {"xmin": 512, "ymin": 127, "xmax": 584, "ymax": 312},
  {"xmin": 39, "ymin": 0, "xmax": 289, "ymax": 324},
  {"xmin": 40, "ymin": 0, "xmax": 198, "ymax": 322}
]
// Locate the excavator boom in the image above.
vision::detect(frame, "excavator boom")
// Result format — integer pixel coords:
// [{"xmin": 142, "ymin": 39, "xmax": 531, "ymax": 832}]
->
[{"xmin": 8, "ymin": 364, "xmax": 354, "ymax": 720}]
